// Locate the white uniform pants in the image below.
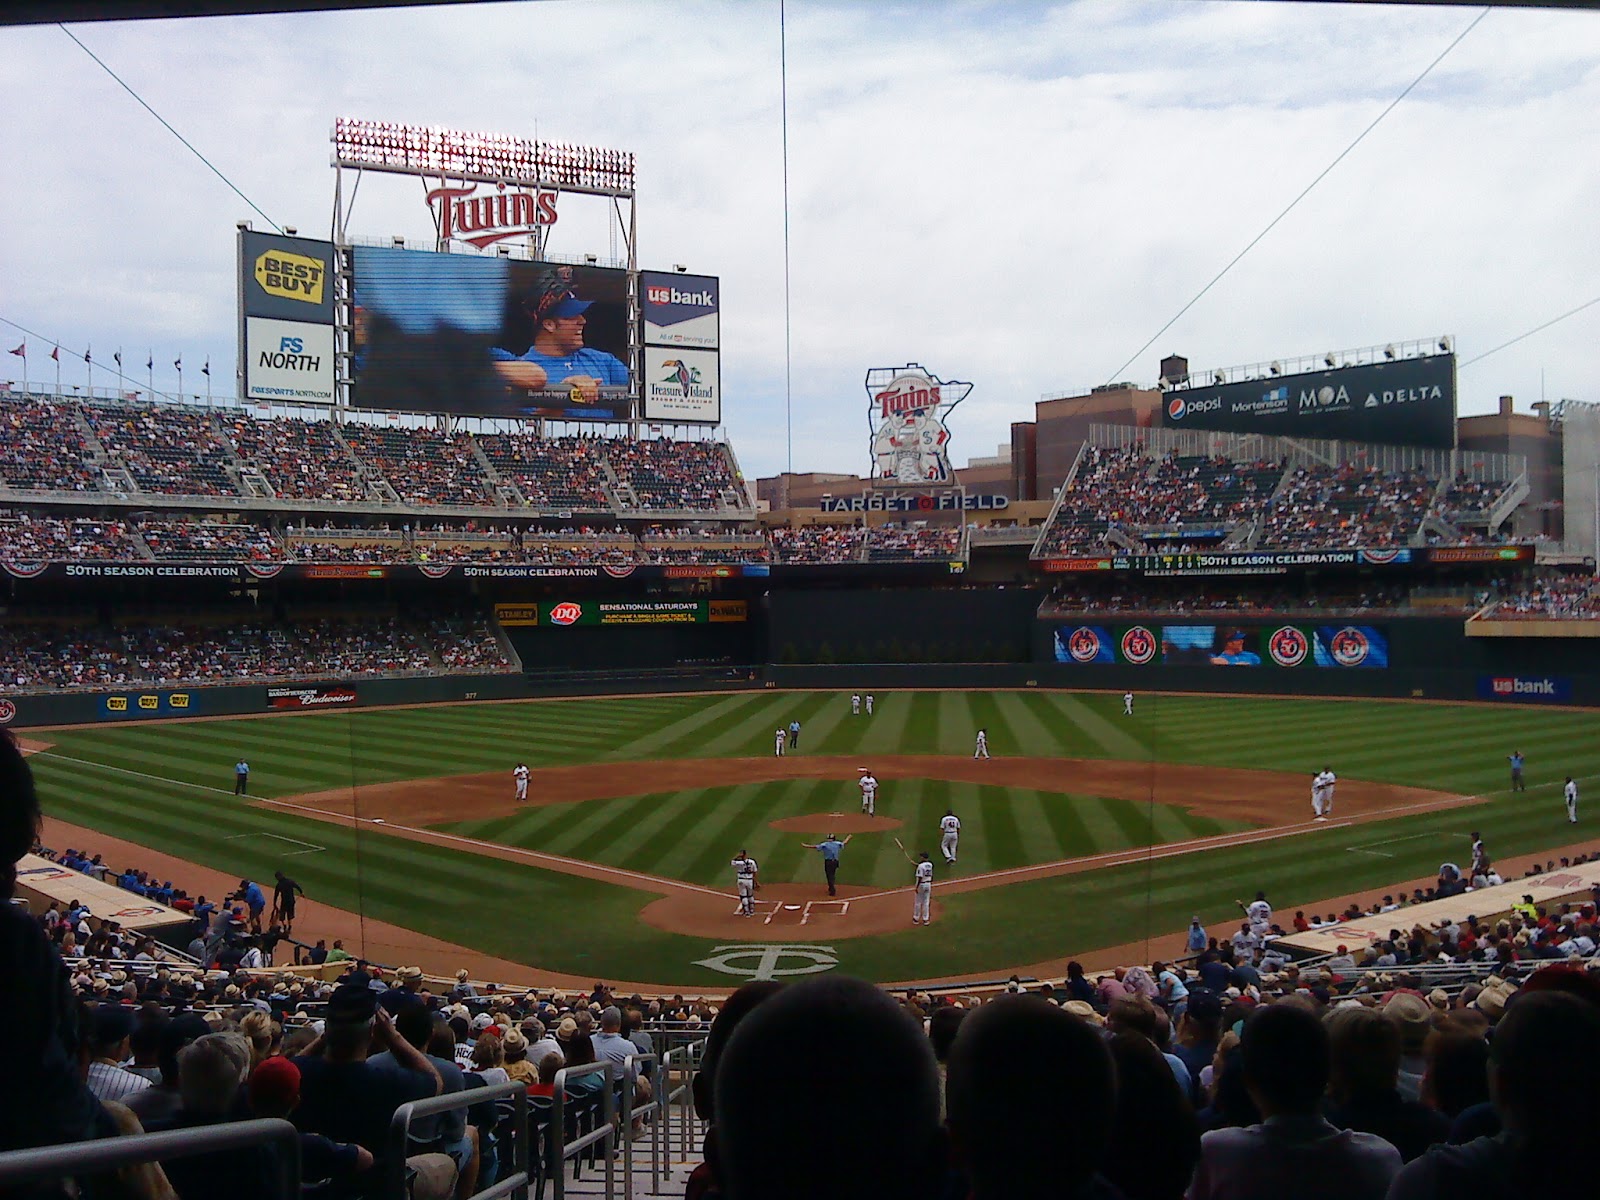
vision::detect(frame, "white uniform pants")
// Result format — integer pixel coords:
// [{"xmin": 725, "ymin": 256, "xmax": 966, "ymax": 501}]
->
[
  {"xmin": 737, "ymin": 878, "xmax": 754, "ymax": 913},
  {"xmin": 913, "ymin": 882, "xmax": 932, "ymax": 924},
  {"xmin": 974, "ymin": 741, "xmax": 989, "ymax": 759},
  {"xmin": 515, "ymin": 780, "xmax": 528, "ymax": 800},
  {"xmin": 1311, "ymin": 789, "xmax": 1324, "ymax": 817},
  {"xmin": 941, "ymin": 833, "xmax": 958, "ymax": 863},
  {"xmin": 1569, "ymin": 798, "xmax": 1578, "ymax": 822},
  {"xmin": 862, "ymin": 793, "xmax": 875, "ymax": 816},
  {"xmin": 775, "ymin": 739, "xmax": 785, "ymax": 756},
  {"xmin": 1323, "ymin": 787, "xmax": 1334, "ymax": 816}
]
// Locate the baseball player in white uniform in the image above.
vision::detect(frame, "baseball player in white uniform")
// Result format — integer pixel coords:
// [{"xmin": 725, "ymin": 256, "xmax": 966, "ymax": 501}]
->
[
  {"xmin": 912, "ymin": 852, "xmax": 934, "ymax": 925},
  {"xmin": 939, "ymin": 809, "xmax": 961, "ymax": 864},
  {"xmin": 1320, "ymin": 768, "xmax": 1337, "ymax": 817},
  {"xmin": 513, "ymin": 762, "xmax": 530, "ymax": 802},
  {"xmin": 1238, "ymin": 891, "xmax": 1272, "ymax": 936},
  {"xmin": 974, "ymin": 728, "xmax": 989, "ymax": 760},
  {"xmin": 859, "ymin": 771, "xmax": 879, "ymax": 816},
  {"xmin": 1566, "ymin": 776, "xmax": 1578, "ymax": 823},
  {"xmin": 865, "ymin": 693, "xmax": 874, "ymax": 715},
  {"xmin": 1311, "ymin": 771, "xmax": 1326, "ymax": 820},
  {"xmin": 1124, "ymin": 692, "xmax": 1134, "ymax": 716},
  {"xmin": 851, "ymin": 693, "xmax": 861, "ymax": 715},
  {"xmin": 774, "ymin": 728, "xmax": 787, "ymax": 757},
  {"xmin": 731, "ymin": 851, "xmax": 759, "ymax": 916}
]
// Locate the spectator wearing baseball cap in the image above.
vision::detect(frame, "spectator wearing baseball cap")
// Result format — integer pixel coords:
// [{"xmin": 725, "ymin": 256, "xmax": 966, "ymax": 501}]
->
[
  {"xmin": 289, "ymin": 984, "xmax": 449, "ymax": 1199},
  {"xmin": 249, "ymin": 1055, "xmax": 375, "ymax": 1190}
]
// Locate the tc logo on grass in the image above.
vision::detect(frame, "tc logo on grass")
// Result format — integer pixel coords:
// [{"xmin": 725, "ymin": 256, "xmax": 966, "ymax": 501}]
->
[{"xmin": 693, "ymin": 944, "xmax": 839, "ymax": 980}]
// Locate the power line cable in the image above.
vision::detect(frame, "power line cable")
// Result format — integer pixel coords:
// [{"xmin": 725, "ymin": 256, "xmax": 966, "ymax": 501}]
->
[
  {"xmin": 59, "ymin": 23, "xmax": 282, "ymax": 233},
  {"xmin": 1460, "ymin": 295, "xmax": 1600, "ymax": 367},
  {"xmin": 1103, "ymin": 6, "xmax": 1491, "ymax": 384},
  {"xmin": 779, "ymin": 0, "xmax": 794, "ymax": 476}
]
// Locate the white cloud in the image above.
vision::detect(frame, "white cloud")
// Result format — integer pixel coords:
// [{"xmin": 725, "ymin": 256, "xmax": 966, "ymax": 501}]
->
[{"xmin": 1, "ymin": 1, "xmax": 1596, "ymax": 479}]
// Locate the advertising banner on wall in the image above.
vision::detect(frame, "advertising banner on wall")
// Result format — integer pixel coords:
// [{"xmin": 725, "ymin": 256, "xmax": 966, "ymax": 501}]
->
[
  {"xmin": 350, "ymin": 247, "xmax": 633, "ymax": 421},
  {"xmin": 244, "ymin": 318, "xmax": 336, "ymax": 403},
  {"xmin": 1051, "ymin": 622, "xmax": 1388, "ymax": 668},
  {"xmin": 641, "ymin": 271, "xmax": 719, "ymax": 349},
  {"xmin": 1477, "ymin": 675, "xmax": 1572, "ymax": 703},
  {"xmin": 642, "ymin": 346, "xmax": 721, "ymax": 423},
  {"xmin": 540, "ymin": 598, "xmax": 747, "ymax": 626},
  {"xmin": 99, "ymin": 690, "xmax": 199, "ymax": 718},
  {"xmin": 266, "ymin": 685, "xmax": 357, "ymax": 709},
  {"xmin": 1159, "ymin": 354, "xmax": 1455, "ymax": 448}
]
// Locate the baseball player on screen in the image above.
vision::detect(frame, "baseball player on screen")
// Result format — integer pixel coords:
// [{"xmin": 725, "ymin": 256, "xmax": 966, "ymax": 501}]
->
[{"xmin": 490, "ymin": 269, "xmax": 627, "ymax": 404}]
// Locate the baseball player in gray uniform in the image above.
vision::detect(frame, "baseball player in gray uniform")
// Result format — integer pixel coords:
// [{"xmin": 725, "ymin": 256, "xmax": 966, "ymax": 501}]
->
[
  {"xmin": 731, "ymin": 851, "xmax": 759, "ymax": 916},
  {"xmin": 910, "ymin": 852, "xmax": 934, "ymax": 925},
  {"xmin": 939, "ymin": 810, "xmax": 961, "ymax": 864}
]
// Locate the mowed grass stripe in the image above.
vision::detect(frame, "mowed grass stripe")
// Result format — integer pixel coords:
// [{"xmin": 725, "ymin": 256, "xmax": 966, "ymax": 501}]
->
[
  {"xmin": 852, "ymin": 692, "xmax": 914, "ymax": 756},
  {"xmin": 993, "ymin": 692, "xmax": 1070, "ymax": 757},
  {"xmin": 981, "ymin": 782, "xmax": 1025, "ymax": 867},
  {"xmin": 605, "ymin": 693, "xmax": 759, "ymax": 760},
  {"xmin": 1007, "ymin": 787, "xmax": 1066, "ymax": 865},
  {"xmin": 647, "ymin": 782, "xmax": 772, "ymax": 882},
  {"xmin": 936, "ymin": 692, "xmax": 977, "ymax": 758}
]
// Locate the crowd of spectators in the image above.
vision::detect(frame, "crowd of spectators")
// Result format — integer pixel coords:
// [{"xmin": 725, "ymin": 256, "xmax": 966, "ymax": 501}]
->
[
  {"xmin": 0, "ymin": 398, "xmax": 102, "ymax": 491},
  {"xmin": 866, "ymin": 524, "xmax": 963, "ymax": 560},
  {"xmin": 84, "ymin": 403, "xmax": 236, "ymax": 497},
  {"xmin": 0, "ymin": 515, "xmax": 134, "ymax": 560},
  {"xmin": 138, "ymin": 519, "xmax": 283, "ymax": 562},
  {"xmin": 0, "ymin": 610, "xmax": 516, "ymax": 691},
  {"xmin": 608, "ymin": 438, "xmax": 740, "ymax": 511},
  {"xmin": 1479, "ymin": 573, "xmax": 1600, "ymax": 619},
  {"xmin": 1436, "ymin": 474, "xmax": 1515, "ymax": 525},
  {"xmin": 475, "ymin": 433, "xmax": 612, "ymax": 509},
  {"xmin": 337, "ymin": 425, "xmax": 492, "ymax": 508},
  {"xmin": 768, "ymin": 525, "xmax": 869, "ymax": 563},
  {"xmin": 1260, "ymin": 466, "xmax": 1436, "ymax": 550},
  {"xmin": 218, "ymin": 414, "xmax": 370, "ymax": 504}
]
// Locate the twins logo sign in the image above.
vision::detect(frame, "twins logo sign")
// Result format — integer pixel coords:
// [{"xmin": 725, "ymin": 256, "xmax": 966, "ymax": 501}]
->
[
  {"xmin": 1326, "ymin": 626, "xmax": 1373, "ymax": 667},
  {"xmin": 1120, "ymin": 626, "xmax": 1157, "ymax": 665},
  {"xmin": 1066, "ymin": 626, "xmax": 1108, "ymax": 663},
  {"xmin": 1268, "ymin": 626, "xmax": 1309, "ymax": 668},
  {"xmin": 866, "ymin": 365, "xmax": 972, "ymax": 485}
]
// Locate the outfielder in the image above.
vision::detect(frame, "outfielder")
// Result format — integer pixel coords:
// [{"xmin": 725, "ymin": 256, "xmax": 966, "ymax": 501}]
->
[
  {"xmin": 911, "ymin": 852, "xmax": 934, "ymax": 925},
  {"xmin": 1566, "ymin": 776, "xmax": 1578, "ymax": 823},
  {"xmin": 939, "ymin": 809, "xmax": 961, "ymax": 864},
  {"xmin": 731, "ymin": 850, "xmax": 759, "ymax": 917},
  {"xmin": 974, "ymin": 728, "xmax": 989, "ymax": 760},
  {"xmin": 859, "ymin": 771, "xmax": 879, "ymax": 816},
  {"xmin": 851, "ymin": 693, "xmax": 861, "ymax": 715},
  {"xmin": 865, "ymin": 693, "xmax": 874, "ymax": 715},
  {"xmin": 513, "ymin": 762, "xmax": 530, "ymax": 802},
  {"xmin": 1124, "ymin": 692, "xmax": 1134, "ymax": 716},
  {"xmin": 774, "ymin": 728, "xmax": 787, "ymax": 757}
]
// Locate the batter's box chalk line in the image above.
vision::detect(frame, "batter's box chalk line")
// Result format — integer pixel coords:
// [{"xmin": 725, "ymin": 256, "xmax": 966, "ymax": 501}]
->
[
  {"xmin": 800, "ymin": 900, "xmax": 850, "ymax": 925},
  {"xmin": 222, "ymin": 832, "xmax": 327, "ymax": 856}
]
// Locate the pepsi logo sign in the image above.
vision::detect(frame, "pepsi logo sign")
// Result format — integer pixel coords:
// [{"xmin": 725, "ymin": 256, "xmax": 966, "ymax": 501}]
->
[{"xmin": 549, "ymin": 602, "xmax": 583, "ymax": 626}]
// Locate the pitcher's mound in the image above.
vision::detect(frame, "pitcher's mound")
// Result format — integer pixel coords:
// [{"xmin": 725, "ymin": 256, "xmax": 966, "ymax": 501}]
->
[{"xmin": 768, "ymin": 812, "xmax": 903, "ymax": 834}]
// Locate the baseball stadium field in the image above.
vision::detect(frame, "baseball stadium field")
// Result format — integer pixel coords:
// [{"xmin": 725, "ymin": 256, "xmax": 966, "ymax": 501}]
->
[{"xmin": 21, "ymin": 688, "xmax": 1597, "ymax": 988}]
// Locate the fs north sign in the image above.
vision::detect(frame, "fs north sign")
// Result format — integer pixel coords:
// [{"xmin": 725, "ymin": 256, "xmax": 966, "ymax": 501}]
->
[{"xmin": 244, "ymin": 319, "xmax": 335, "ymax": 403}]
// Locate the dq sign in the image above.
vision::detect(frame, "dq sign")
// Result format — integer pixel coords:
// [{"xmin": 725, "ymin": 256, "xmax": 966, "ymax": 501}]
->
[{"xmin": 866, "ymin": 364, "xmax": 971, "ymax": 485}]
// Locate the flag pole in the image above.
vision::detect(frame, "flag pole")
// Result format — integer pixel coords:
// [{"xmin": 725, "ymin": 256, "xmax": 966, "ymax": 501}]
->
[
  {"xmin": 54, "ymin": 348, "xmax": 61, "ymax": 398},
  {"xmin": 147, "ymin": 352, "xmax": 154, "ymax": 400},
  {"xmin": 85, "ymin": 345, "xmax": 92, "ymax": 396}
]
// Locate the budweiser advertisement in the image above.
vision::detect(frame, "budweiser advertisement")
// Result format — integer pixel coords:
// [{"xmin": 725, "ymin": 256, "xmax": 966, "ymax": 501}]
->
[
  {"xmin": 351, "ymin": 247, "xmax": 632, "ymax": 421},
  {"xmin": 267, "ymin": 685, "xmax": 358, "ymax": 709}
]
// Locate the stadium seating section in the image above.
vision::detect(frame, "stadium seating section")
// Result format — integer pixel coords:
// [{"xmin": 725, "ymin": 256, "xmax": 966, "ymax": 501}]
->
[
  {"xmin": 1035, "ymin": 443, "xmax": 1526, "ymax": 557},
  {"xmin": 0, "ymin": 609, "xmax": 513, "ymax": 690}
]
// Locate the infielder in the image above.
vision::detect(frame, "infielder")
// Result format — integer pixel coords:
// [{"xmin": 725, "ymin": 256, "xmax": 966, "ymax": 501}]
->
[
  {"xmin": 851, "ymin": 693, "xmax": 861, "ymax": 715},
  {"xmin": 513, "ymin": 762, "xmax": 530, "ymax": 802},
  {"xmin": 1566, "ymin": 776, "xmax": 1578, "ymax": 823},
  {"xmin": 974, "ymin": 728, "xmax": 990, "ymax": 760},
  {"xmin": 859, "ymin": 771, "xmax": 879, "ymax": 816},
  {"xmin": 865, "ymin": 694, "xmax": 874, "ymax": 715},
  {"xmin": 910, "ymin": 851, "xmax": 934, "ymax": 925},
  {"xmin": 1124, "ymin": 692, "xmax": 1134, "ymax": 716},
  {"xmin": 774, "ymin": 728, "xmax": 787, "ymax": 757},
  {"xmin": 731, "ymin": 850, "xmax": 759, "ymax": 917},
  {"xmin": 1320, "ymin": 768, "xmax": 1337, "ymax": 817},
  {"xmin": 939, "ymin": 809, "xmax": 961, "ymax": 864}
]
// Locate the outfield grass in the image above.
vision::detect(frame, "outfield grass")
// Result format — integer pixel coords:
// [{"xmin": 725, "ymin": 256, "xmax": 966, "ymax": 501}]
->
[
  {"xmin": 26, "ymin": 689, "xmax": 1600, "ymax": 984},
  {"xmin": 438, "ymin": 780, "xmax": 1252, "ymax": 888}
]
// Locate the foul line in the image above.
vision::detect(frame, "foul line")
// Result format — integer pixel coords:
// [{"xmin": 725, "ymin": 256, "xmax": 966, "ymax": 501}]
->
[
  {"xmin": 224, "ymin": 832, "xmax": 326, "ymax": 856},
  {"xmin": 36, "ymin": 750, "xmax": 725, "ymax": 900}
]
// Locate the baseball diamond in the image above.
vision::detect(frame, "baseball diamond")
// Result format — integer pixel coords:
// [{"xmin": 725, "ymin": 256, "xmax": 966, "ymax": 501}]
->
[{"xmin": 20, "ymin": 687, "xmax": 1600, "ymax": 988}]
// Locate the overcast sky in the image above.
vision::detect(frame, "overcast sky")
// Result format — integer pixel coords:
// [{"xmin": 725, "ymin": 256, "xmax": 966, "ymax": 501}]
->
[{"xmin": 2, "ymin": 1, "xmax": 1597, "ymax": 481}]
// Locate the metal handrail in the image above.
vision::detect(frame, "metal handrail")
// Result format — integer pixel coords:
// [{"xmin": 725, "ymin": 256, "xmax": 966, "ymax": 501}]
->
[
  {"xmin": 548, "ymin": 1061, "xmax": 615, "ymax": 1200},
  {"xmin": 388, "ymin": 1080, "xmax": 529, "ymax": 1200},
  {"xmin": 0, "ymin": 1118, "xmax": 300, "ymax": 1194},
  {"xmin": 620, "ymin": 1052, "xmax": 665, "ymax": 1197}
]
